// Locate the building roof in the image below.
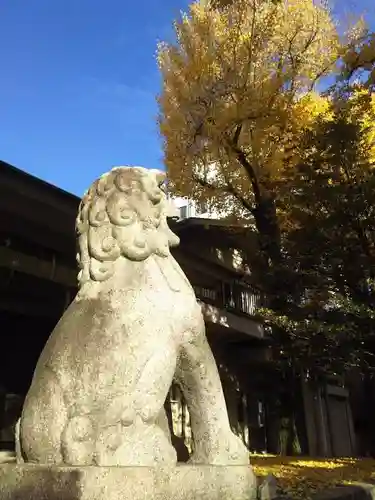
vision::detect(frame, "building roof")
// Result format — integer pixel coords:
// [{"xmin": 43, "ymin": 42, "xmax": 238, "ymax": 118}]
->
[
  {"xmin": 0, "ymin": 160, "xmax": 80, "ymax": 206},
  {"xmin": 0, "ymin": 160, "xmax": 79, "ymax": 202},
  {"xmin": 0, "ymin": 160, "xmax": 79, "ymax": 261}
]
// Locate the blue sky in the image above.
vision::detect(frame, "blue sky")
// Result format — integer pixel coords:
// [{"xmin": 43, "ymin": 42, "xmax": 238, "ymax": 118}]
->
[{"xmin": 0, "ymin": 0, "xmax": 373, "ymax": 196}]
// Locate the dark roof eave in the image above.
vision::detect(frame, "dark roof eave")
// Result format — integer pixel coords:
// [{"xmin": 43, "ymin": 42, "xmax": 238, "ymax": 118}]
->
[
  {"xmin": 168, "ymin": 217, "xmax": 254, "ymax": 236},
  {"xmin": 169, "ymin": 216, "xmax": 233, "ymax": 228},
  {"xmin": 0, "ymin": 160, "xmax": 80, "ymax": 205}
]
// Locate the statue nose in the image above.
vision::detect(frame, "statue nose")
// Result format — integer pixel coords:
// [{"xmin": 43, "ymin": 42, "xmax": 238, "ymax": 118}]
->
[{"xmin": 150, "ymin": 169, "xmax": 166, "ymax": 190}]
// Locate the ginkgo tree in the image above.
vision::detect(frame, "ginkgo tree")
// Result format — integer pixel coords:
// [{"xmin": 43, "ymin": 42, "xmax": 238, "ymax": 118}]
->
[
  {"xmin": 157, "ymin": 0, "xmax": 374, "ymax": 363},
  {"xmin": 157, "ymin": 0, "xmax": 340, "ymax": 271}
]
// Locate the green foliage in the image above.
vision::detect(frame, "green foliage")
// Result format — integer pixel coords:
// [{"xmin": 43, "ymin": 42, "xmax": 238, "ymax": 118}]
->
[{"xmin": 261, "ymin": 89, "xmax": 375, "ymax": 376}]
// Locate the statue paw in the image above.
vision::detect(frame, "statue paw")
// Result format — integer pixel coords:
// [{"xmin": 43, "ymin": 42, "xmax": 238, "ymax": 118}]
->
[
  {"xmin": 61, "ymin": 416, "xmax": 96, "ymax": 465},
  {"xmin": 224, "ymin": 434, "xmax": 249, "ymax": 464},
  {"xmin": 93, "ymin": 421, "xmax": 177, "ymax": 466}
]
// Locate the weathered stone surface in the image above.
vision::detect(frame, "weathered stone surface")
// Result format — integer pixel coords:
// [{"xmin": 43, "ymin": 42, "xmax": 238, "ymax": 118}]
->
[
  {"xmin": 0, "ymin": 451, "xmax": 16, "ymax": 464},
  {"xmin": 0, "ymin": 463, "xmax": 257, "ymax": 500},
  {"xmin": 259, "ymin": 473, "xmax": 278, "ymax": 500},
  {"xmin": 16, "ymin": 166, "xmax": 251, "ymax": 469}
]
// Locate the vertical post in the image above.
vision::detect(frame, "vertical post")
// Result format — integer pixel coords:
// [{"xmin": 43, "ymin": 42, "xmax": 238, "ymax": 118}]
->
[
  {"xmin": 242, "ymin": 393, "xmax": 249, "ymax": 448},
  {"xmin": 181, "ymin": 395, "xmax": 186, "ymax": 442},
  {"xmin": 0, "ymin": 385, "xmax": 5, "ymax": 447},
  {"xmin": 301, "ymin": 373, "xmax": 318, "ymax": 456},
  {"xmin": 221, "ymin": 281, "xmax": 226, "ymax": 309},
  {"xmin": 318, "ymin": 388, "xmax": 331, "ymax": 456}
]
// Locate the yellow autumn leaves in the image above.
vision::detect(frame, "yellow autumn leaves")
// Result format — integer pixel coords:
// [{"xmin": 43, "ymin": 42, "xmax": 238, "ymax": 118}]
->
[
  {"xmin": 157, "ymin": 0, "xmax": 340, "ymax": 212},
  {"xmin": 252, "ymin": 454, "xmax": 375, "ymax": 499},
  {"xmin": 285, "ymin": 89, "xmax": 375, "ymax": 185},
  {"xmin": 157, "ymin": 0, "xmax": 375, "ymax": 218}
]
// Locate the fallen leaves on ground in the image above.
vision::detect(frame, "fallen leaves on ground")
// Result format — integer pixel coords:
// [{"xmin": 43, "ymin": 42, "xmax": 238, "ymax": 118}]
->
[{"xmin": 250, "ymin": 454, "xmax": 375, "ymax": 499}]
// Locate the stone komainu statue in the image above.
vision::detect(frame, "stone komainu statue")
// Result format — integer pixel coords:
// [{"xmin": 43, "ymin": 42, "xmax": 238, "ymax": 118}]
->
[{"xmin": 16, "ymin": 166, "xmax": 249, "ymax": 466}]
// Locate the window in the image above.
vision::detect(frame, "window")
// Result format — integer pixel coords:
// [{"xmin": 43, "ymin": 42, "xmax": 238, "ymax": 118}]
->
[
  {"xmin": 193, "ymin": 285, "xmax": 216, "ymax": 302},
  {"xmin": 180, "ymin": 205, "xmax": 187, "ymax": 219}
]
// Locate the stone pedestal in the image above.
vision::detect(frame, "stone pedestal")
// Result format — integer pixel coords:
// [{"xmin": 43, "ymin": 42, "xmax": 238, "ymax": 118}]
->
[{"xmin": 0, "ymin": 463, "xmax": 257, "ymax": 500}]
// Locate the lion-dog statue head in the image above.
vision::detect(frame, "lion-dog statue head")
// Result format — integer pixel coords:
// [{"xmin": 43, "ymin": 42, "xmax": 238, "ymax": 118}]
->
[{"xmin": 76, "ymin": 166, "xmax": 180, "ymax": 286}]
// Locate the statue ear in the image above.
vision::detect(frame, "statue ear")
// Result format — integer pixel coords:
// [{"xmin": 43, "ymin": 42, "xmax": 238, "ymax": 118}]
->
[
  {"xmin": 158, "ymin": 199, "xmax": 180, "ymax": 248},
  {"xmin": 160, "ymin": 219, "xmax": 180, "ymax": 248}
]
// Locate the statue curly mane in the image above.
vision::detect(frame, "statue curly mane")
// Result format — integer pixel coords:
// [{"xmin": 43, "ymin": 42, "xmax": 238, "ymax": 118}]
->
[{"xmin": 75, "ymin": 166, "xmax": 180, "ymax": 285}]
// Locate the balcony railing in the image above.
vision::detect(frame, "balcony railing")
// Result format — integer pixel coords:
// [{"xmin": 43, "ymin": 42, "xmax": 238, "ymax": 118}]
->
[{"xmin": 193, "ymin": 281, "xmax": 264, "ymax": 317}]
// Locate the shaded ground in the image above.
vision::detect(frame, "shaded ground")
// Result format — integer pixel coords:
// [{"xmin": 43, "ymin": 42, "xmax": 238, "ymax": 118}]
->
[{"xmin": 251, "ymin": 454, "xmax": 375, "ymax": 499}]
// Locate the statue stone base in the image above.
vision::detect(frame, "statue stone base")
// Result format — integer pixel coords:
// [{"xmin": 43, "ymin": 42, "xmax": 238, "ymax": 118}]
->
[{"xmin": 0, "ymin": 463, "xmax": 257, "ymax": 500}]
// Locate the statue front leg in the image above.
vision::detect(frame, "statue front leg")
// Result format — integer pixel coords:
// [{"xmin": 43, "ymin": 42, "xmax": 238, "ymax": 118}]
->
[
  {"xmin": 176, "ymin": 333, "xmax": 249, "ymax": 465},
  {"xmin": 94, "ymin": 340, "xmax": 178, "ymax": 466}
]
